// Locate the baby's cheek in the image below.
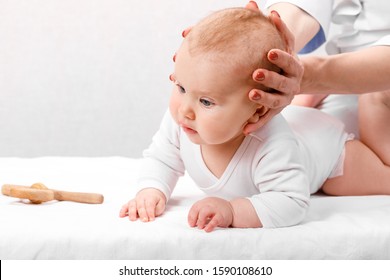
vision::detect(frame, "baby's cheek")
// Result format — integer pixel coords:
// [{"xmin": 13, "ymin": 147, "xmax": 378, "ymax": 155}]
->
[
  {"xmin": 169, "ymin": 93, "xmax": 180, "ymax": 120},
  {"xmin": 202, "ymin": 121, "xmax": 228, "ymax": 144}
]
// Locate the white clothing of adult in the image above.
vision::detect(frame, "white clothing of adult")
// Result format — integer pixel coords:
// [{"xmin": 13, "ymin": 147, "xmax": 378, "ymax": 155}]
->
[
  {"xmin": 265, "ymin": 0, "xmax": 390, "ymax": 52},
  {"xmin": 264, "ymin": 0, "xmax": 390, "ymax": 139},
  {"xmin": 137, "ymin": 106, "xmax": 349, "ymax": 228}
]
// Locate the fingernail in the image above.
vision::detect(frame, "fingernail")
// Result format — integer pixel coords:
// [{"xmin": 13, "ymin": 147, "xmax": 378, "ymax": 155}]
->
[
  {"xmin": 255, "ymin": 71, "xmax": 265, "ymax": 81},
  {"xmin": 252, "ymin": 92, "xmax": 261, "ymax": 100},
  {"xmin": 271, "ymin": 10, "xmax": 280, "ymax": 18},
  {"xmin": 269, "ymin": 51, "xmax": 278, "ymax": 61}
]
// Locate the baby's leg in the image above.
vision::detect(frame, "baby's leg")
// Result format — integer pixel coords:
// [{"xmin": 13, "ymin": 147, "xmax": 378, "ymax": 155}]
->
[
  {"xmin": 322, "ymin": 140, "xmax": 390, "ymax": 196},
  {"xmin": 323, "ymin": 91, "xmax": 390, "ymax": 196},
  {"xmin": 359, "ymin": 91, "xmax": 390, "ymax": 165}
]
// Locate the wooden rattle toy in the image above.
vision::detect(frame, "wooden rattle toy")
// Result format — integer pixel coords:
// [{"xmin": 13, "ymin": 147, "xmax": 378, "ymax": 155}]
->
[{"xmin": 1, "ymin": 183, "xmax": 104, "ymax": 204}]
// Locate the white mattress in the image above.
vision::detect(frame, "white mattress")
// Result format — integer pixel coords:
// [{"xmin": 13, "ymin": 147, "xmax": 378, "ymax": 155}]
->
[{"xmin": 1, "ymin": 157, "xmax": 390, "ymax": 259}]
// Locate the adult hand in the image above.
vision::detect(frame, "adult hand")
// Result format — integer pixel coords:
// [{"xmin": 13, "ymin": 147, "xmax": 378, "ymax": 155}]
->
[
  {"xmin": 119, "ymin": 188, "xmax": 166, "ymax": 222},
  {"xmin": 244, "ymin": 2, "xmax": 304, "ymax": 134}
]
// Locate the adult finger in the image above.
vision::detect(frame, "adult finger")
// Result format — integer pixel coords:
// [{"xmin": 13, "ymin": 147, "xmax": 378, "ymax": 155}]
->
[
  {"xmin": 249, "ymin": 88, "xmax": 286, "ymax": 109},
  {"xmin": 269, "ymin": 10, "xmax": 295, "ymax": 54},
  {"xmin": 182, "ymin": 26, "xmax": 192, "ymax": 38},
  {"xmin": 253, "ymin": 70, "xmax": 300, "ymax": 96},
  {"xmin": 245, "ymin": 1, "xmax": 260, "ymax": 12},
  {"xmin": 266, "ymin": 49, "xmax": 303, "ymax": 80},
  {"xmin": 249, "ymin": 80, "xmax": 294, "ymax": 109}
]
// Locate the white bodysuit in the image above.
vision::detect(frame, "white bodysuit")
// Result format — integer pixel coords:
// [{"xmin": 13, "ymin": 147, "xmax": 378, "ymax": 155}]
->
[{"xmin": 137, "ymin": 106, "xmax": 349, "ymax": 228}]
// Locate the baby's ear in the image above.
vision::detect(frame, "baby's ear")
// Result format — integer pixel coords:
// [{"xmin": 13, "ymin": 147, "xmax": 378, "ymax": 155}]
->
[
  {"xmin": 244, "ymin": 107, "xmax": 270, "ymax": 135},
  {"xmin": 248, "ymin": 107, "xmax": 269, "ymax": 124}
]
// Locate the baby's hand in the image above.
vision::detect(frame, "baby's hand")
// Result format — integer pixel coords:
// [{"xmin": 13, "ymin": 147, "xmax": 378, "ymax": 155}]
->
[
  {"xmin": 119, "ymin": 188, "xmax": 166, "ymax": 222},
  {"xmin": 188, "ymin": 197, "xmax": 234, "ymax": 232}
]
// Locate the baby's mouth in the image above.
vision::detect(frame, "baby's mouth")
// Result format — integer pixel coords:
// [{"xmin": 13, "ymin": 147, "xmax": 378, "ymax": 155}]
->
[{"xmin": 181, "ymin": 124, "xmax": 197, "ymax": 134}]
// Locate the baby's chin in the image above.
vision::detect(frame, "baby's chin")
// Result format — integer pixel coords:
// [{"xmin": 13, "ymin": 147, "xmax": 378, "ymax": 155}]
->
[{"xmin": 183, "ymin": 130, "xmax": 203, "ymax": 145}]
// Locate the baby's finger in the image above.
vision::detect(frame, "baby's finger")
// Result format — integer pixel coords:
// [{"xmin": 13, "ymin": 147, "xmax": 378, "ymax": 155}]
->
[
  {"xmin": 136, "ymin": 200, "xmax": 149, "ymax": 222},
  {"xmin": 188, "ymin": 204, "xmax": 200, "ymax": 227},
  {"xmin": 196, "ymin": 208, "xmax": 213, "ymax": 230},
  {"xmin": 127, "ymin": 200, "xmax": 139, "ymax": 221},
  {"xmin": 137, "ymin": 207, "xmax": 148, "ymax": 222},
  {"xmin": 119, "ymin": 204, "xmax": 129, "ymax": 218},
  {"xmin": 145, "ymin": 199, "xmax": 157, "ymax": 221},
  {"xmin": 155, "ymin": 199, "xmax": 166, "ymax": 217},
  {"xmin": 204, "ymin": 214, "xmax": 222, "ymax": 233}
]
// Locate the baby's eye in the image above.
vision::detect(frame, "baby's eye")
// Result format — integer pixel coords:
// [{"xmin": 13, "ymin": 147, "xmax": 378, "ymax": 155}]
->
[
  {"xmin": 176, "ymin": 84, "xmax": 186, "ymax": 94},
  {"xmin": 200, "ymin": 98, "xmax": 214, "ymax": 107}
]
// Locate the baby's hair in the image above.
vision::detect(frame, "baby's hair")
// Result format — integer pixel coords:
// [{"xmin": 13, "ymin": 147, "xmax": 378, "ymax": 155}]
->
[{"xmin": 186, "ymin": 8, "xmax": 286, "ymax": 79}]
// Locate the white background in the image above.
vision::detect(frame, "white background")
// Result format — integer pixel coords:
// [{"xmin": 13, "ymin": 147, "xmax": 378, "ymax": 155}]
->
[{"xmin": 0, "ymin": 0, "xmax": 250, "ymax": 157}]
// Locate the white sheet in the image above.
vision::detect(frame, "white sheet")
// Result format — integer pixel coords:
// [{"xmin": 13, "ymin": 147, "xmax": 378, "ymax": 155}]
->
[{"xmin": 1, "ymin": 157, "xmax": 390, "ymax": 259}]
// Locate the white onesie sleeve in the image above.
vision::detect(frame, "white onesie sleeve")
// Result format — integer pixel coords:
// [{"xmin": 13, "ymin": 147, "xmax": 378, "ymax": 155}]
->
[
  {"xmin": 137, "ymin": 111, "xmax": 185, "ymax": 200},
  {"xmin": 247, "ymin": 123, "xmax": 311, "ymax": 228}
]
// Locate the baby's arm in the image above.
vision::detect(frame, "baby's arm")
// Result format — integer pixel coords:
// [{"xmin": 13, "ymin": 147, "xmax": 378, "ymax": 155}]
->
[
  {"xmin": 119, "ymin": 188, "xmax": 166, "ymax": 222},
  {"xmin": 188, "ymin": 197, "xmax": 261, "ymax": 232},
  {"xmin": 120, "ymin": 111, "xmax": 184, "ymax": 222}
]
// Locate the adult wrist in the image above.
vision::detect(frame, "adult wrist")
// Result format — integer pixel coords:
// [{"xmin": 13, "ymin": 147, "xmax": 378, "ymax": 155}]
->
[{"xmin": 300, "ymin": 55, "xmax": 325, "ymax": 93}]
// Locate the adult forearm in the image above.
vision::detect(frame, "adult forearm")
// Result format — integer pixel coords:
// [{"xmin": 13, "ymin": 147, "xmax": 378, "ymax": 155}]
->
[
  {"xmin": 301, "ymin": 46, "xmax": 390, "ymax": 94},
  {"xmin": 267, "ymin": 2, "xmax": 320, "ymax": 52}
]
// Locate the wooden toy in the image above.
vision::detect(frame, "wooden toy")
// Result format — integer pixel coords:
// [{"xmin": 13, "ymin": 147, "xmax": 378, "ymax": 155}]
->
[{"xmin": 1, "ymin": 183, "xmax": 104, "ymax": 204}]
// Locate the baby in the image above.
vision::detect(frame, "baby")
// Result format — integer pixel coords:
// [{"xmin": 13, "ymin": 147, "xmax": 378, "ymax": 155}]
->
[{"xmin": 120, "ymin": 8, "xmax": 390, "ymax": 231}]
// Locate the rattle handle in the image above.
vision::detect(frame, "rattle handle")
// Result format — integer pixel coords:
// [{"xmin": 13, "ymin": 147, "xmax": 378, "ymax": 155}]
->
[
  {"xmin": 53, "ymin": 190, "xmax": 104, "ymax": 204},
  {"xmin": 2, "ymin": 184, "xmax": 24, "ymax": 196}
]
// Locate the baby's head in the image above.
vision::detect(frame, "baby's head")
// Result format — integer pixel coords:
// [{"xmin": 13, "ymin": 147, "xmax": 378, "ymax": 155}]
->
[
  {"xmin": 170, "ymin": 8, "xmax": 286, "ymax": 146},
  {"xmin": 184, "ymin": 7, "xmax": 285, "ymax": 89}
]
